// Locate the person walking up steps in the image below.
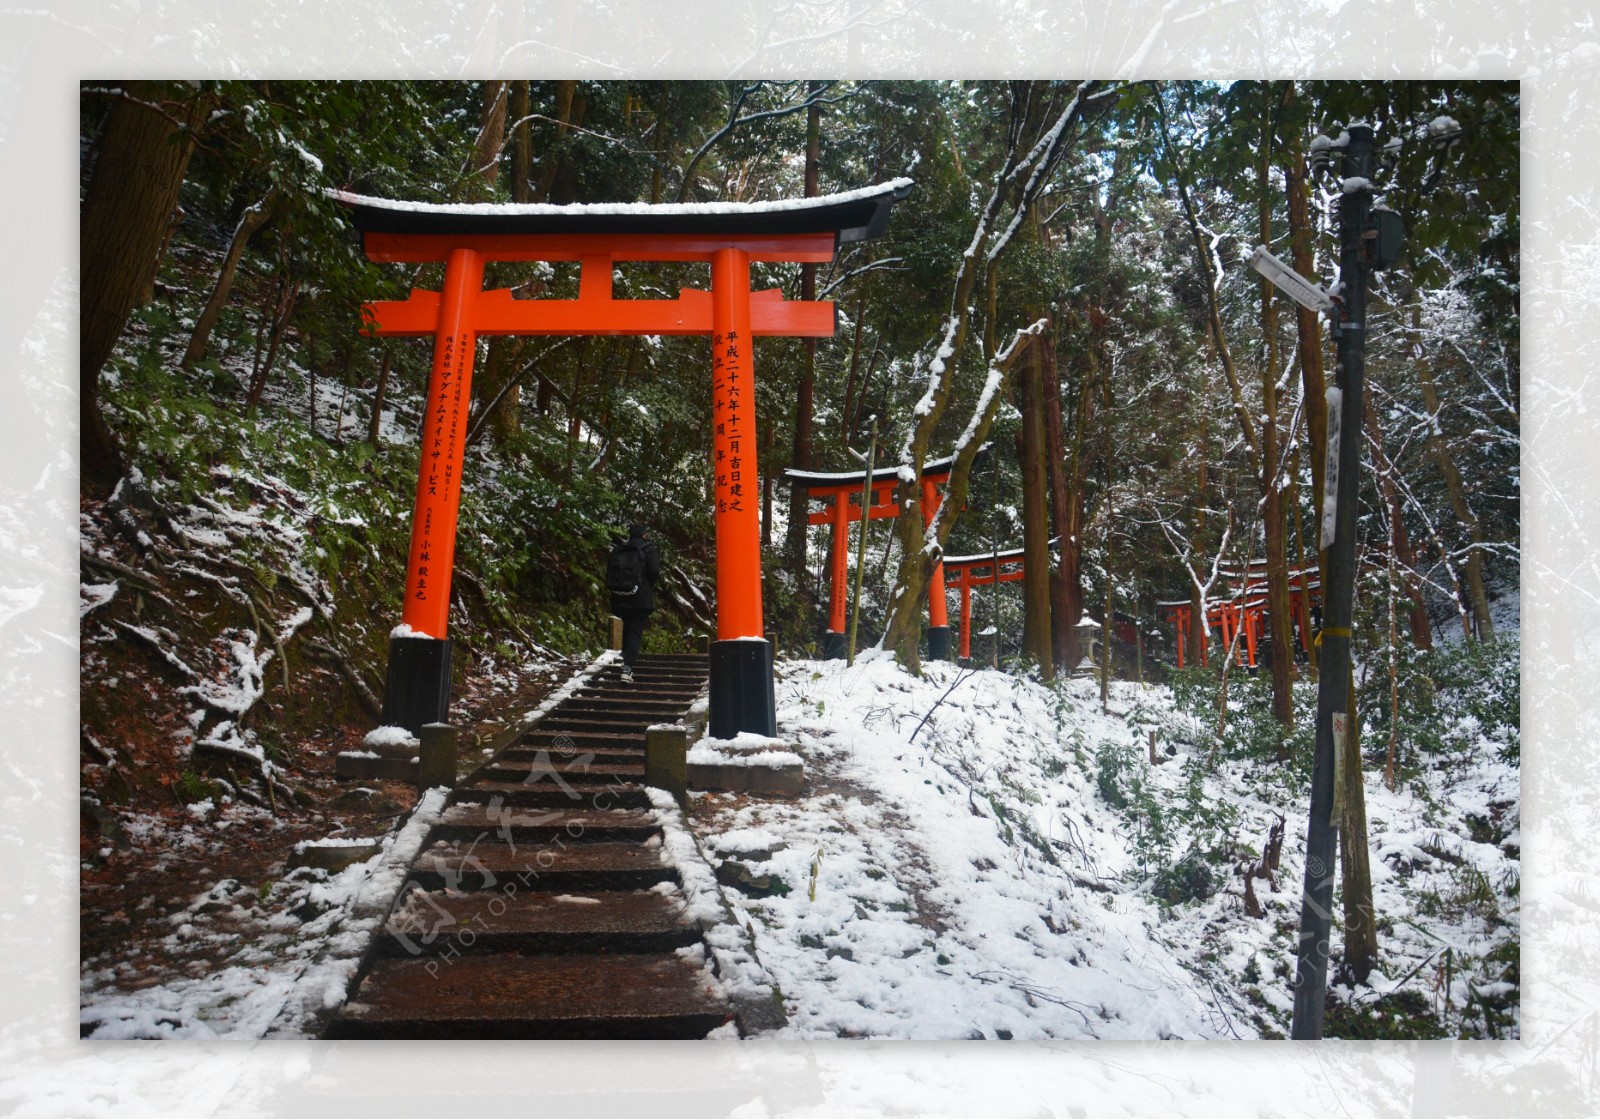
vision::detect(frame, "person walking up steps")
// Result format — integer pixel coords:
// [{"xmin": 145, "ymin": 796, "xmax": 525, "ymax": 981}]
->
[{"xmin": 606, "ymin": 522, "xmax": 661, "ymax": 683}]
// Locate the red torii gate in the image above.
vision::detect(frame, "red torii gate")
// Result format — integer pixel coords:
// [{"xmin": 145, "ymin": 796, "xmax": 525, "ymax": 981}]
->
[
  {"xmin": 339, "ymin": 181, "xmax": 913, "ymax": 738},
  {"xmin": 1160, "ymin": 563, "xmax": 1322, "ymax": 670},
  {"xmin": 941, "ymin": 547, "xmax": 1026, "ymax": 661},
  {"xmin": 785, "ymin": 454, "xmax": 964, "ymax": 660}
]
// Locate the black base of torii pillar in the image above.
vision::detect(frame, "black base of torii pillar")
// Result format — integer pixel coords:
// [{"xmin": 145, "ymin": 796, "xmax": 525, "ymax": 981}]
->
[
  {"xmin": 927, "ymin": 626, "xmax": 952, "ymax": 662},
  {"xmin": 708, "ymin": 639, "xmax": 777, "ymax": 739},
  {"xmin": 381, "ymin": 635, "xmax": 452, "ymax": 733}
]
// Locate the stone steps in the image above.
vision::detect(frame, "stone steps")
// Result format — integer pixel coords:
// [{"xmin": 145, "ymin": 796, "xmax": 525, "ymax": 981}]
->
[
  {"xmin": 375, "ymin": 888, "xmax": 701, "ymax": 957},
  {"xmin": 479, "ymin": 760, "xmax": 646, "ymax": 787},
  {"xmin": 450, "ymin": 781, "xmax": 651, "ymax": 810},
  {"xmin": 430, "ymin": 805, "xmax": 660, "ymax": 845},
  {"xmin": 328, "ymin": 653, "xmax": 731, "ymax": 1040},
  {"xmin": 326, "ymin": 951, "xmax": 729, "ymax": 1040}
]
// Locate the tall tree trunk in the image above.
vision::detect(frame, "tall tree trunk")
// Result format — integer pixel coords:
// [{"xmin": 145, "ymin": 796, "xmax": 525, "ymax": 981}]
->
[
  {"xmin": 1189, "ymin": 350, "xmax": 1212, "ymax": 667},
  {"xmin": 1363, "ymin": 395, "xmax": 1435, "ymax": 654},
  {"xmin": 1257, "ymin": 113, "xmax": 1295, "ymax": 733},
  {"xmin": 882, "ymin": 81, "xmax": 1094, "ymax": 669},
  {"xmin": 537, "ymin": 81, "xmax": 584, "ymax": 202},
  {"xmin": 785, "ymin": 84, "xmax": 825, "ymax": 577},
  {"xmin": 510, "ymin": 80, "xmax": 532, "ymax": 203},
  {"xmin": 1412, "ymin": 304, "xmax": 1495, "ymax": 641},
  {"xmin": 1017, "ymin": 331, "xmax": 1054, "ymax": 679},
  {"xmin": 1041, "ymin": 328, "xmax": 1076, "ymax": 669},
  {"xmin": 243, "ymin": 275, "xmax": 300, "ymax": 414},
  {"xmin": 368, "ymin": 345, "xmax": 392, "ymax": 447},
  {"xmin": 1393, "ymin": 494, "xmax": 1433, "ymax": 651},
  {"xmin": 473, "ymin": 81, "xmax": 507, "ymax": 190},
  {"xmin": 1099, "ymin": 337, "xmax": 1116, "ymax": 710},
  {"xmin": 181, "ymin": 192, "xmax": 275, "ymax": 369},
  {"xmin": 472, "ymin": 82, "xmax": 525, "ymax": 445},
  {"xmin": 80, "ymin": 81, "xmax": 210, "ymax": 496},
  {"xmin": 1340, "ymin": 673, "xmax": 1380, "ymax": 982},
  {"xmin": 1284, "ymin": 100, "xmax": 1328, "ymax": 670},
  {"xmin": 1385, "ymin": 499, "xmax": 1402, "ymax": 790}
]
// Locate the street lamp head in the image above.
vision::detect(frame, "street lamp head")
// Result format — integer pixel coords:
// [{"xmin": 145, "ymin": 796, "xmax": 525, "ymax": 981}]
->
[{"xmin": 1247, "ymin": 245, "xmax": 1334, "ymax": 315}]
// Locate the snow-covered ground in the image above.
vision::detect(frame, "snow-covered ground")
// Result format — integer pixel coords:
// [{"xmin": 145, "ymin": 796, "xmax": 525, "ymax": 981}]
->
[
  {"xmin": 79, "ymin": 789, "xmax": 450, "ymax": 1040},
  {"xmin": 74, "ymin": 643, "xmax": 1519, "ymax": 1043},
  {"xmin": 688, "ymin": 650, "xmax": 1520, "ymax": 1040}
]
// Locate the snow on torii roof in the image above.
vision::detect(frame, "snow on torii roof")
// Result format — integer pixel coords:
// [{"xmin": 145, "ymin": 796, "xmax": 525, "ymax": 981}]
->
[
  {"xmin": 331, "ymin": 179, "xmax": 914, "ymax": 245},
  {"xmin": 784, "ymin": 444, "xmax": 991, "ymax": 489},
  {"xmin": 941, "ymin": 545, "xmax": 1026, "ymax": 567},
  {"xmin": 942, "ymin": 536, "xmax": 1057, "ymax": 567}
]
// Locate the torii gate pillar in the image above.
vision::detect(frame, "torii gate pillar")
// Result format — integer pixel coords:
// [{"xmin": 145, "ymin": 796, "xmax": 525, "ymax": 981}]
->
[
  {"xmin": 707, "ymin": 247, "xmax": 776, "ymax": 737},
  {"xmin": 922, "ymin": 475, "xmax": 952, "ymax": 661}
]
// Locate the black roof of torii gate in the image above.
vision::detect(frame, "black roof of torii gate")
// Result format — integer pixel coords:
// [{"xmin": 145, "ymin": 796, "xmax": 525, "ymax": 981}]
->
[
  {"xmin": 785, "ymin": 445, "xmax": 992, "ymax": 491},
  {"xmin": 331, "ymin": 179, "xmax": 915, "ymax": 247}
]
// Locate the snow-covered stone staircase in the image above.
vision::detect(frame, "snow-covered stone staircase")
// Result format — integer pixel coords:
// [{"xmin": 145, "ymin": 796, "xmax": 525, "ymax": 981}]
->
[{"xmin": 326, "ymin": 653, "xmax": 735, "ymax": 1038}]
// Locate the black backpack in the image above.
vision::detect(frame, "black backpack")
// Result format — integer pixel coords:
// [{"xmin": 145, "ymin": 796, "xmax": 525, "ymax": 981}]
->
[{"xmin": 605, "ymin": 539, "xmax": 646, "ymax": 596}]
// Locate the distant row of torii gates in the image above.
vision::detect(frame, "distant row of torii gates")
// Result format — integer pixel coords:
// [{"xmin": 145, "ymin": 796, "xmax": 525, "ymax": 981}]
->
[
  {"xmin": 791, "ymin": 454, "xmax": 1339, "ymax": 672},
  {"xmin": 1157, "ymin": 561, "xmax": 1325, "ymax": 671}
]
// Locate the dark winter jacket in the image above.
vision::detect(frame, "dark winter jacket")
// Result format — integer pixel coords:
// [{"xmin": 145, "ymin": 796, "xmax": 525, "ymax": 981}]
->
[{"xmin": 609, "ymin": 534, "xmax": 661, "ymax": 612}]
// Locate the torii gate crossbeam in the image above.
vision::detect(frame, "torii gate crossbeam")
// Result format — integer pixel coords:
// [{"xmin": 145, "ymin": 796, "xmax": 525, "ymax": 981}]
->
[{"xmin": 339, "ymin": 181, "xmax": 913, "ymax": 739}]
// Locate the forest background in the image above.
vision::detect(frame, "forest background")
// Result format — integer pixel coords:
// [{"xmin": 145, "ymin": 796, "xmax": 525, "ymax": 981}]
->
[{"xmin": 0, "ymin": 0, "xmax": 1593, "ymax": 1100}]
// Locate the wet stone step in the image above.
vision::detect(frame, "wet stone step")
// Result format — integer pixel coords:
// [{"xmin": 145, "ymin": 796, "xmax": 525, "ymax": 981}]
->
[
  {"xmin": 540, "ymin": 723, "xmax": 659, "ymax": 739},
  {"xmin": 377, "ymin": 888, "xmax": 701, "ymax": 957},
  {"xmin": 431, "ymin": 805, "xmax": 659, "ymax": 844},
  {"xmin": 499, "ymin": 747, "xmax": 645, "ymax": 769},
  {"xmin": 329, "ymin": 951, "xmax": 730, "ymax": 1040},
  {"xmin": 574, "ymin": 689, "xmax": 703, "ymax": 704},
  {"xmin": 518, "ymin": 728, "xmax": 650, "ymax": 748},
  {"xmin": 560, "ymin": 698, "xmax": 688, "ymax": 713},
  {"xmin": 597, "ymin": 668, "xmax": 706, "ymax": 681},
  {"xmin": 409, "ymin": 838, "xmax": 675, "ymax": 893},
  {"xmin": 450, "ymin": 781, "xmax": 650, "ymax": 810},
  {"xmin": 479, "ymin": 759, "xmax": 645, "ymax": 785}
]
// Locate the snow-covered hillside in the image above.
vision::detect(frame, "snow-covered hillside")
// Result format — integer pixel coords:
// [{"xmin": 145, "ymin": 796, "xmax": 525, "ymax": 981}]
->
[{"xmin": 688, "ymin": 651, "xmax": 1520, "ymax": 1040}]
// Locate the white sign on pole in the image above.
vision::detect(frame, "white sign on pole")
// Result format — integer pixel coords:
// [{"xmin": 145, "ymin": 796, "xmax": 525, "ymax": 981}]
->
[{"xmin": 1320, "ymin": 386, "xmax": 1343, "ymax": 551}]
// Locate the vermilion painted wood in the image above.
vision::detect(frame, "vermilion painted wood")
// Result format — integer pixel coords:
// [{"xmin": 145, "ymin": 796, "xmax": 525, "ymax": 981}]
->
[
  {"xmin": 362, "ymin": 230, "xmax": 838, "ymax": 264},
  {"xmin": 948, "ymin": 559, "xmax": 1027, "ymax": 660},
  {"xmin": 921, "ymin": 477, "xmax": 949, "ymax": 631},
  {"xmin": 363, "ymin": 286, "xmax": 834, "ymax": 339},
  {"xmin": 400, "ymin": 247, "xmax": 484, "ymax": 640},
  {"xmin": 710, "ymin": 248, "xmax": 763, "ymax": 641},
  {"xmin": 959, "ymin": 577, "xmax": 973, "ymax": 660},
  {"xmin": 807, "ymin": 497, "xmax": 900, "ymax": 525},
  {"xmin": 797, "ymin": 473, "xmax": 951, "ymax": 504},
  {"xmin": 828, "ymin": 494, "xmax": 850, "ymax": 634}
]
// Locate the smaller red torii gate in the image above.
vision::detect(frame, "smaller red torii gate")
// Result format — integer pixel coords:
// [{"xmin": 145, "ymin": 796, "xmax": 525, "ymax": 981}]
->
[
  {"xmin": 786, "ymin": 454, "xmax": 965, "ymax": 660},
  {"xmin": 940, "ymin": 547, "xmax": 1026, "ymax": 661},
  {"xmin": 1160, "ymin": 563, "xmax": 1322, "ymax": 670}
]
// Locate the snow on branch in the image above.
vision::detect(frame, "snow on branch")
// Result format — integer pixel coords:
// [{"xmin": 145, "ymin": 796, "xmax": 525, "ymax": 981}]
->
[{"xmin": 986, "ymin": 81, "xmax": 1095, "ymax": 265}]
